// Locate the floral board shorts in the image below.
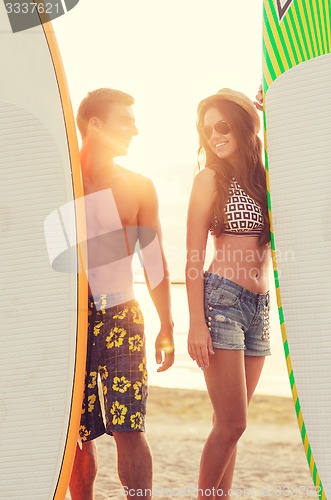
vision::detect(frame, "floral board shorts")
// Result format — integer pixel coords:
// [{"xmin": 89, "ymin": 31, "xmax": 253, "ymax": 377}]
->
[
  {"xmin": 79, "ymin": 295, "xmax": 148, "ymax": 442},
  {"xmin": 204, "ymin": 271, "xmax": 271, "ymax": 356}
]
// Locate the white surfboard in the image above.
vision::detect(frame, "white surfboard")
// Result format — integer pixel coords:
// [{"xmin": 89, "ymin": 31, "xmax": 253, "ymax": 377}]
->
[
  {"xmin": 0, "ymin": 5, "xmax": 87, "ymax": 499},
  {"xmin": 263, "ymin": 1, "xmax": 331, "ymax": 498}
]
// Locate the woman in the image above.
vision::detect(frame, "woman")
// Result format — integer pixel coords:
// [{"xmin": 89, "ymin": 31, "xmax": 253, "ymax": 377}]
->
[{"xmin": 186, "ymin": 88, "xmax": 271, "ymax": 498}]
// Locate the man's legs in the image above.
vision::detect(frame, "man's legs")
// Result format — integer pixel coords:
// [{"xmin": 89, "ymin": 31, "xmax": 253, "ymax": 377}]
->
[
  {"xmin": 99, "ymin": 299, "xmax": 150, "ymax": 498},
  {"xmin": 70, "ymin": 299, "xmax": 151, "ymax": 499},
  {"xmin": 69, "ymin": 441, "xmax": 98, "ymax": 500},
  {"xmin": 113, "ymin": 431, "xmax": 153, "ymax": 499},
  {"xmin": 69, "ymin": 295, "xmax": 104, "ymax": 500},
  {"xmin": 69, "ymin": 431, "xmax": 152, "ymax": 500}
]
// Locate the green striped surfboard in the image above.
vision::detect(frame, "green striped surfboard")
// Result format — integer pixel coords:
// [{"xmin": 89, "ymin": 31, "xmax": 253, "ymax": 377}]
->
[{"xmin": 263, "ymin": 1, "xmax": 331, "ymax": 498}]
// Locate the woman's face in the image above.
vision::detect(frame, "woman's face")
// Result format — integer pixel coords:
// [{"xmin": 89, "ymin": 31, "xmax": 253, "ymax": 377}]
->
[{"xmin": 202, "ymin": 106, "xmax": 240, "ymax": 164}]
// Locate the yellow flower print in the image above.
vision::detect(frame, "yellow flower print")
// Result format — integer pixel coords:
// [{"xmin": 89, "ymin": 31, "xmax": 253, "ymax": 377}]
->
[
  {"xmin": 88, "ymin": 371, "xmax": 97, "ymax": 389},
  {"xmin": 103, "ymin": 385, "xmax": 108, "ymax": 396},
  {"xmin": 106, "ymin": 327, "xmax": 127, "ymax": 349},
  {"xmin": 138, "ymin": 359, "xmax": 148, "ymax": 383},
  {"xmin": 93, "ymin": 321, "xmax": 104, "ymax": 336},
  {"xmin": 129, "ymin": 334, "xmax": 143, "ymax": 352},
  {"xmin": 133, "ymin": 381, "xmax": 142, "ymax": 400},
  {"xmin": 110, "ymin": 401, "xmax": 128, "ymax": 425},
  {"xmin": 138, "ymin": 357, "xmax": 146, "ymax": 371},
  {"xmin": 130, "ymin": 305, "xmax": 144, "ymax": 325},
  {"xmin": 98, "ymin": 365, "xmax": 109, "ymax": 380},
  {"xmin": 130, "ymin": 412, "xmax": 143, "ymax": 430},
  {"xmin": 79, "ymin": 425, "xmax": 91, "ymax": 442},
  {"xmin": 100, "ymin": 294, "xmax": 107, "ymax": 313},
  {"xmin": 113, "ymin": 308, "xmax": 129, "ymax": 320},
  {"xmin": 112, "ymin": 376, "xmax": 131, "ymax": 393},
  {"xmin": 88, "ymin": 394, "xmax": 96, "ymax": 412}
]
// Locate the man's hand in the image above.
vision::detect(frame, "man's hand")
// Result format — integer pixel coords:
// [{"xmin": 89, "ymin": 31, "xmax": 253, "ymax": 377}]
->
[{"xmin": 155, "ymin": 327, "xmax": 175, "ymax": 372}]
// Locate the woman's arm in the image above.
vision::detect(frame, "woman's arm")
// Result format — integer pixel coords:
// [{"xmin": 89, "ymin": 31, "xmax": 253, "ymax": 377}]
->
[{"xmin": 186, "ymin": 168, "xmax": 216, "ymax": 368}]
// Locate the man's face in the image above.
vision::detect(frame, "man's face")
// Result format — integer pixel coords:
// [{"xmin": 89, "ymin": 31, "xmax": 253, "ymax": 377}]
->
[{"xmin": 92, "ymin": 102, "xmax": 138, "ymax": 156}]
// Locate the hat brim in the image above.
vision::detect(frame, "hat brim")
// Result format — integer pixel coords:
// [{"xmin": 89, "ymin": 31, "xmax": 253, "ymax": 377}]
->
[{"xmin": 198, "ymin": 88, "xmax": 260, "ymax": 134}]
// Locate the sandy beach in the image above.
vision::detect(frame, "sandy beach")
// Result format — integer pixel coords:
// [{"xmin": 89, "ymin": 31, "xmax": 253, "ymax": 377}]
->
[{"xmin": 66, "ymin": 386, "xmax": 317, "ymax": 500}]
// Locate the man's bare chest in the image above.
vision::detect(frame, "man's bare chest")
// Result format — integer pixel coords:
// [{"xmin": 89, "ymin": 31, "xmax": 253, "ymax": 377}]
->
[{"xmin": 83, "ymin": 183, "xmax": 139, "ymax": 237}]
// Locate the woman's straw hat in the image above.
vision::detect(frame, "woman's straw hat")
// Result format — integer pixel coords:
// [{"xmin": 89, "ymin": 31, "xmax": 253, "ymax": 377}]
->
[{"xmin": 199, "ymin": 88, "xmax": 260, "ymax": 134}]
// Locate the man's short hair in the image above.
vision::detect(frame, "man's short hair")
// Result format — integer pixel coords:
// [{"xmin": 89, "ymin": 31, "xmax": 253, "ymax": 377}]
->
[{"xmin": 76, "ymin": 88, "xmax": 135, "ymax": 138}]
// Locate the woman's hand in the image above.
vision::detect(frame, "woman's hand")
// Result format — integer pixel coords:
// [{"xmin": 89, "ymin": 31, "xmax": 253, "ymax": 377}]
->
[
  {"xmin": 254, "ymin": 83, "xmax": 263, "ymax": 111},
  {"xmin": 188, "ymin": 323, "xmax": 215, "ymax": 369}
]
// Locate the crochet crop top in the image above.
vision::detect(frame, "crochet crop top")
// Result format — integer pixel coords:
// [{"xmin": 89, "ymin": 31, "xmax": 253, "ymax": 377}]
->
[{"xmin": 210, "ymin": 178, "xmax": 264, "ymax": 237}]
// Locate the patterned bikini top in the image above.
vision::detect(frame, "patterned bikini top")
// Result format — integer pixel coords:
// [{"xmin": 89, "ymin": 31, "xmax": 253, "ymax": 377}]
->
[{"xmin": 210, "ymin": 178, "xmax": 264, "ymax": 237}]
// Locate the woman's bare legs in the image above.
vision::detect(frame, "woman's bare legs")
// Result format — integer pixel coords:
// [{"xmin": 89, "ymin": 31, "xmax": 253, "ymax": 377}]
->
[
  {"xmin": 216, "ymin": 355, "xmax": 266, "ymax": 496},
  {"xmin": 198, "ymin": 349, "xmax": 247, "ymax": 499},
  {"xmin": 198, "ymin": 351, "xmax": 266, "ymax": 499}
]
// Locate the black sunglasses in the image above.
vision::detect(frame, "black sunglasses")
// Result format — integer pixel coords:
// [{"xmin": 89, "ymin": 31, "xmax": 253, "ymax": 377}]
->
[{"xmin": 201, "ymin": 120, "xmax": 231, "ymax": 140}]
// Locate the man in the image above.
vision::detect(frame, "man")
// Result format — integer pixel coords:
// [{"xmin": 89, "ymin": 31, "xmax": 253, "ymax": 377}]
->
[{"xmin": 69, "ymin": 88, "xmax": 174, "ymax": 500}]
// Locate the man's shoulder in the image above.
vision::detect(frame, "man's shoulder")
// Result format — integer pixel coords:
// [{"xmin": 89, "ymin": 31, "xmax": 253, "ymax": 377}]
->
[{"xmin": 116, "ymin": 165, "xmax": 154, "ymax": 189}]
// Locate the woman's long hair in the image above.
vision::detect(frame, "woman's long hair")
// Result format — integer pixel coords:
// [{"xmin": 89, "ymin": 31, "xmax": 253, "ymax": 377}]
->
[{"xmin": 197, "ymin": 96, "xmax": 270, "ymax": 246}]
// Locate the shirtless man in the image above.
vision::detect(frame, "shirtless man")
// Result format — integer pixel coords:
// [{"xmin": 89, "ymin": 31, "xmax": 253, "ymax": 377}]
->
[{"xmin": 69, "ymin": 88, "xmax": 174, "ymax": 500}]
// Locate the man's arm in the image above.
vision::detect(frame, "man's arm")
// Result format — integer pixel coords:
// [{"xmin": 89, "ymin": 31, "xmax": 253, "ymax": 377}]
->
[{"xmin": 137, "ymin": 177, "xmax": 174, "ymax": 372}]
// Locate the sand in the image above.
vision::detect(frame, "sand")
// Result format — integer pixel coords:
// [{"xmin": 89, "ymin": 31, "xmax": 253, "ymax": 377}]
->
[{"xmin": 66, "ymin": 386, "xmax": 317, "ymax": 500}]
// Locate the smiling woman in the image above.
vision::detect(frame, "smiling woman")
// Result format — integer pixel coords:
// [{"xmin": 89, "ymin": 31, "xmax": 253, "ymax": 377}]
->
[
  {"xmin": 186, "ymin": 88, "xmax": 271, "ymax": 498},
  {"xmin": 197, "ymin": 90, "xmax": 270, "ymax": 249}
]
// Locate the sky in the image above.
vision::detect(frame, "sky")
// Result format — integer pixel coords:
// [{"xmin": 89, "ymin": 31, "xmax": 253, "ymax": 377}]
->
[
  {"xmin": 54, "ymin": 0, "xmax": 264, "ymax": 169},
  {"xmin": 53, "ymin": 0, "xmax": 265, "ymax": 279}
]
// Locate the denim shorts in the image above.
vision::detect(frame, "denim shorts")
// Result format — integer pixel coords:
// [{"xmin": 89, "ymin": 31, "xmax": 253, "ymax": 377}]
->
[
  {"xmin": 79, "ymin": 295, "xmax": 148, "ymax": 442},
  {"xmin": 204, "ymin": 272, "xmax": 271, "ymax": 356}
]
